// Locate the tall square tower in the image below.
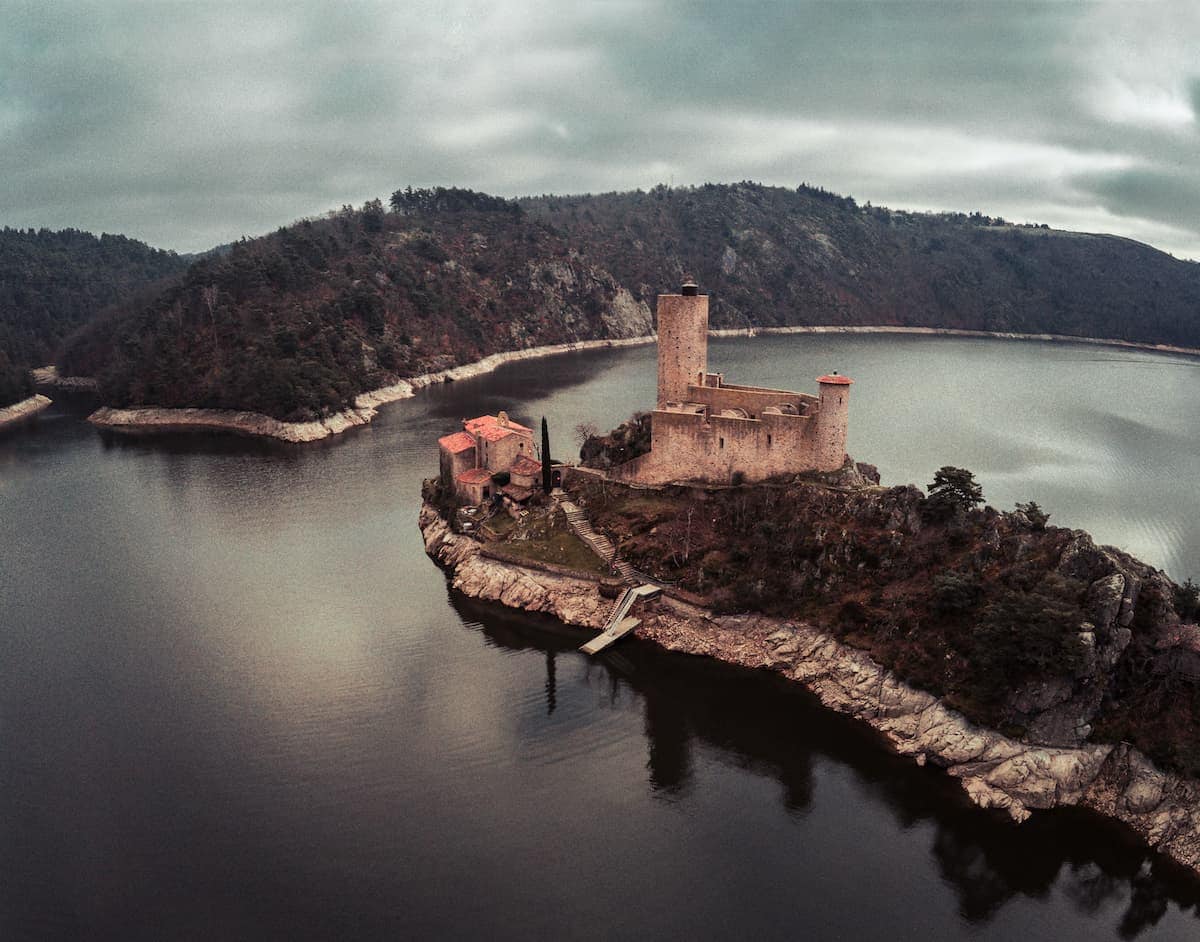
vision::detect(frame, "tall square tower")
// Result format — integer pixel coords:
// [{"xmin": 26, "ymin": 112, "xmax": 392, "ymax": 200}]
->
[{"xmin": 655, "ymin": 280, "xmax": 708, "ymax": 407}]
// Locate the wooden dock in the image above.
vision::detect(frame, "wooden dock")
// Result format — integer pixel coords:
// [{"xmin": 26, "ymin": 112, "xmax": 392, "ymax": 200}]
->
[
  {"xmin": 580, "ymin": 584, "xmax": 661, "ymax": 656},
  {"xmin": 580, "ymin": 617, "xmax": 642, "ymax": 655}
]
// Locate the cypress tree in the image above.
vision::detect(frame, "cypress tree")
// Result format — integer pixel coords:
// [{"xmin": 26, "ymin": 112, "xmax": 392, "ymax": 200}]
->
[{"xmin": 541, "ymin": 416, "xmax": 552, "ymax": 492}]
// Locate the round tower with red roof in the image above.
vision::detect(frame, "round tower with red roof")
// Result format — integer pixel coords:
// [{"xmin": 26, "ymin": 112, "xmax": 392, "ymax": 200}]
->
[{"xmin": 815, "ymin": 372, "xmax": 853, "ymax": 471}]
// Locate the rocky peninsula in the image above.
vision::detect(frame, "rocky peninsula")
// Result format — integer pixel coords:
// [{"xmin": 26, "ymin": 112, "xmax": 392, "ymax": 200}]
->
[
  {"xmin": 84, "ymin": 336, "xmax": 655, "ymax": 443},
  {"xmin": 0, "ymin": 394, "xmax": 53, "ymax": 432},
  {"xmin": 418, "ymin": 475, "xmax": 1200, "ymax": 880}
]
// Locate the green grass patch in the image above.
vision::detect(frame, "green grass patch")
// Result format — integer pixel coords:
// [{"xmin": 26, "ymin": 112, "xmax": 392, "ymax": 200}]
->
[{"xmin": 498, "ymin": 529, "xmax": 610, "ymax": 576}]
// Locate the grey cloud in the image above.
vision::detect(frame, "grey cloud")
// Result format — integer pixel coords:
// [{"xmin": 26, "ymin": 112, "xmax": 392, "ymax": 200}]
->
[
  {"xmin": 0, "ymin": 0, "xmax": 1198, "ymax": 258},
  {"xmin": 1078, "ymin": 167, "xmax": 1200, "ymax": 230},
  {"xmin": 615, "ymin": 1, "xmax": 1082, "ymax": 131}
]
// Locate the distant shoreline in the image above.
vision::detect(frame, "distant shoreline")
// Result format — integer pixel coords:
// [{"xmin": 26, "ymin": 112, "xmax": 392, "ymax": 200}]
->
[
  {"xmin": 81, "ymin": 325, "xmax": 1200, "ymax": 443},
  {"xmin": 0, "ymin": 394, "xmax": 53, "ymax": 432},
  {"xmin": 31, "ymin": 365, "xmax": 101, "ymax": 392},
  {"xmin": 709, "ymin": 324, "xmax": 1200, "ymax": 359}
]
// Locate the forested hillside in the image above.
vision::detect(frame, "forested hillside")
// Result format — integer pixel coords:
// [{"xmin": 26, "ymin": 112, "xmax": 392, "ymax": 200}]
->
[
  {"xmin": 0, "ymin": 228, "xmax": 187, "ymax": 405},
  {"xmin": 61, "ymin": 183, "xmax": 1200, "ymax": 422}
]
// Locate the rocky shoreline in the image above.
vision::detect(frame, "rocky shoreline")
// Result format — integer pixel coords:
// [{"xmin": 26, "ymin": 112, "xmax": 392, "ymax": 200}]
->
[
  {"xmin": 72, "ymin": 325, "xmax": 1200, "ymax": 443},
  {"xmin": 0, "ymin": 394, "xmax": 53, "ymax": 432},
  {"xmin": 31, "ymin": 365, "xmax": 100, "ymax": 392},
  {"xmin": 83, "ymin": 336, "xmax": 656, "ymax": 443},
  {"xmin": 418, "ymin": 500, "xmax": 1200, "ymax": 879},
  {"xmin": 87, "ymin": 403, "xmax": 385, "ymax": 443}
]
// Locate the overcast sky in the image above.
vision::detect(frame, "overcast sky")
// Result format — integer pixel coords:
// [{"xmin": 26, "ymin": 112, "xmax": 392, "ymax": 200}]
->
[{"xmin": 2, "ymin": 1, "xmax": 1199, "ymax": 258}]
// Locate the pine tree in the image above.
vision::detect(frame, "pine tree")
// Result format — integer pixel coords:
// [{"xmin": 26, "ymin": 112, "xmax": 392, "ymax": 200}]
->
[
  {"xmin": 924, "ymin": 466, "xmax": 984, "ymax": 521},
  {"xmin": 541, "ymin": 417, "xmax": 552, "ymax": 492}
]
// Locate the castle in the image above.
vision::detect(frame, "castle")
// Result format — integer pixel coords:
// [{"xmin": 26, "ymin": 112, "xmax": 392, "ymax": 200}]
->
[
  {"xmin": 436, "ymin": 279, "xmax": 852, "ymax": 504},
  {"xmin": 612, "ymin": 280, "xmax": 852, "ymax": 485}
]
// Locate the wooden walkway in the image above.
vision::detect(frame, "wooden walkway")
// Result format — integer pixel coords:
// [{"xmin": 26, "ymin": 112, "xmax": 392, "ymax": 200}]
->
[
  {"xmin": 580, "ymin": 617, "xmax": 642, "ymax": 655},
  {"xmin": 579, "ymin": 583, "xmax": 661, "ymax": 655}
]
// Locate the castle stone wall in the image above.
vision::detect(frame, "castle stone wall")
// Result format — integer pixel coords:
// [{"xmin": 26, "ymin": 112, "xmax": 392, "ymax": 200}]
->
[
  {"xmin": 685, "ymin": 383, "xmax": 813, "ymax": 417},
  {"xmin": 618, "ymin": 408, "xmax": 819, "ymax": 485}
]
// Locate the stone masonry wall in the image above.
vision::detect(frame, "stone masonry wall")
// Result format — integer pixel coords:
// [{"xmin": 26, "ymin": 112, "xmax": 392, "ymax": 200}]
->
[
  {"xmin": 684, "ymin": 383, "xmax": 814, "ymax": 417},
  {"xmin": 656, "ymin": 294, "xmax": 708, "ymax": 405},
  {"xmin": 440, "ymin": 446, "xmax": 474, "ymax": 486},
  {"xmin": 621, "ymin": 408, "xmax": 820, "ymax": 484},
  {"xmin": 814, "ymin": 382, "xmax": 850, "ymax": 471},
  {"xmin": 482, "ymin": 431, "xmax": 533, "ymax": 472}
]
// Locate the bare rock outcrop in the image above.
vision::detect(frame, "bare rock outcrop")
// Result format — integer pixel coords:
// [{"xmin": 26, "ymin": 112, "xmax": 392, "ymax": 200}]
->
[
  {"xmin": 31, "ymin": 365, "xmax": 99, "ymax": 392},
  {"xmin": 639, "ymin": 612, "xmax": 1113, "ymax": 822},
  {"xmin": 420, "ymin": 505, "xmax": 608, "ymax": 629},
  {"xmin": 88, "ymin": 404, "xmax": 381, "ymax": 443},
  {"xmin": 0, "ymin": 393, "xmax": 53, "ymax": 431}
]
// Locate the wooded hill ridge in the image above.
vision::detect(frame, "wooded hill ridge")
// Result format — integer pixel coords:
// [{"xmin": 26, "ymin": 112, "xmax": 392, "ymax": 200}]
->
[
  {"xmin": 0, "ymin": 227, "xmax": 187, "ymax": 407},
  {"xmin": 59, "ymin": 182, "xmax": 1200, "ymax": 422}
]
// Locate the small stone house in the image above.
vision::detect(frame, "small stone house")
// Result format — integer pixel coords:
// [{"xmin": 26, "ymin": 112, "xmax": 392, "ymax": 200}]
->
[{"xmin": 437, "ymin": 411, "xmax": 538, "ymax": 504}]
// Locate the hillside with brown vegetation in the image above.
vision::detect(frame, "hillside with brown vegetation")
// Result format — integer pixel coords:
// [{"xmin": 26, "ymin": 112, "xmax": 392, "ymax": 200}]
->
[
  {"xmin": 564, "ymin": 468, "xmax": 1200, "ymax": 779},
  {"xmin": 62, "ymin": 182, "xmax": 1200, "ymax": 421}
]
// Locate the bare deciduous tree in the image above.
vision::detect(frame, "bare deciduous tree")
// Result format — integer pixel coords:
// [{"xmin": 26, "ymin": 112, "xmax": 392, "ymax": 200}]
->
[{"xmin": 574, "ymin": 422, "xmax": 599, "ymax": 448}]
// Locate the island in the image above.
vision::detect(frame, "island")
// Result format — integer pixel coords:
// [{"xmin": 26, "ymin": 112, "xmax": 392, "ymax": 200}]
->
[{"xmin": 420, "ymin": 280, "xmax": 1200, "ymax": 879}]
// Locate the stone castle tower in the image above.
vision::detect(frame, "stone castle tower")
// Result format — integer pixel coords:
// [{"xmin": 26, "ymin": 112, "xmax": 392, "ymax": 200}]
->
[
  {"xmin": 655, "ymin": 279, "xmax": 708, "ymax": 406},
  {"xmin": 610, "ymin": 279, "xmax": 853, "ymax": 486},
  {"xmin": 815, "ymin": 373, "xmax": 852, "ymax": 470}
]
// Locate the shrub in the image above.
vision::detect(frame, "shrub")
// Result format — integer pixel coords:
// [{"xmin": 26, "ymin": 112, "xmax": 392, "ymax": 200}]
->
[
  {"xmin": 965, "ymin": 576, "xmax": 1086, "ymax": 701},
  {"xmin": 1015, "ymin": 501, "xmax": 1050, "ymax": 530},
  {"xmin": 933, "ymin": 571, "xmax": 983, "ymax": 616},
  {"xmin": 1175, "ymin": 578, "xmax": 1200, "ymax": 622}
]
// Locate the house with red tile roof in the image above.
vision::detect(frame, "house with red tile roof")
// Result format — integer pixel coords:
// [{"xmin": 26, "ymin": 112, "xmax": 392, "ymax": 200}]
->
[{"xmin": 438, "ymin": 411, "xmax": 539, "ymax": 504}]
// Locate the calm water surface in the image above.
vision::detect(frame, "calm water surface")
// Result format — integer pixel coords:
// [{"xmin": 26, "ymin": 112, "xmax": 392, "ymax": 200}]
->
[{"xmin": 2, "ymin": 335, "xmax": 1200, "ymax": 940}]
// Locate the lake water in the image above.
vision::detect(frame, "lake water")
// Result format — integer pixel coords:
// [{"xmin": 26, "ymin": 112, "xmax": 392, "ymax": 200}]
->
[{"xmin": 2, "ymin": 335, "xmax": 1200, "ymax": 940}]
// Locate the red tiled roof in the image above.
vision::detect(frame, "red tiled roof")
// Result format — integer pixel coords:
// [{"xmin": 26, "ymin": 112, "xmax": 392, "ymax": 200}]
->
[
  {"xmin": 509, "ymin": 455, "xmax": 543, "ymax": 476},
  {"xmin": 816, "ymin": 374, "xmax": 853, "ymax": 386},
  {"xmin": 438, "ymin": 431, "xmax": 476, "ymax": 453},
  {"xmin": 477, "ymin": 424, "xmax": 518, "ymax": 443},
  {"xmin": 464, "ymin": 414, "xmax": 532, "ymax": 434},
  {"xmin": 456, "ymin": 468, "xmax": 494, "ymax": 485},
  {"xmin": 501, "ymin": 484, "xmax": 534, "ymax": 501}
]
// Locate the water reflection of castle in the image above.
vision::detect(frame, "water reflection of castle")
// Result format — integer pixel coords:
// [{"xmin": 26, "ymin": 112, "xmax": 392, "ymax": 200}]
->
[{"xmin": 449, "ymin": 589, "xmax": 1194, "ymax": 938}]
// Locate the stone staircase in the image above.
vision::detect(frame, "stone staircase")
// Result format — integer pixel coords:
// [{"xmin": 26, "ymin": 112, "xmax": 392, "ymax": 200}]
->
[{"xmin": 553, "ymin": 490, "xmax": 638, "ymax": 584}]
